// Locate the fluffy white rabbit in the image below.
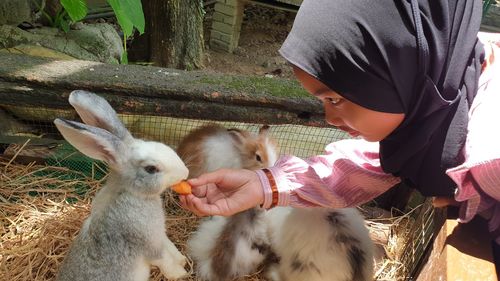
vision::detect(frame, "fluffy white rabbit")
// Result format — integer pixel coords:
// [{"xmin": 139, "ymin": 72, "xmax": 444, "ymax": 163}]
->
[{"xmin": 265, "ymin": 207, "xmax": 374, "ymax": 281}]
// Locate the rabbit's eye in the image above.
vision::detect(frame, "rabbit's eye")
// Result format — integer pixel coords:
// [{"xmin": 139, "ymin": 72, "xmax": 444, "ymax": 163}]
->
[
  {"xmin": 256, "ymin": 154, "xmax": 262, "ymax": 162},
  {"xmin": 144, "ymin": 165, "xmax": 159, "ymax": 174}
]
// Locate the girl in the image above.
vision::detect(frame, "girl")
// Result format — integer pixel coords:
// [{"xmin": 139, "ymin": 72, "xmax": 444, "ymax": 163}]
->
[{"xmin": 180, "ymin": 0, "xmax": 500, "ymax": 247}]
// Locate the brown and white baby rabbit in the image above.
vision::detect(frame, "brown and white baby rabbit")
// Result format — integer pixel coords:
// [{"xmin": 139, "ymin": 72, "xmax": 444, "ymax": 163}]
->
[
  {"xmin": 265, "ymin": 207, "xmax": 375, "ymax": 281},
  {"xmin": 55, "ymin": 90, "xmax": 189, "ymax": 281},
  {"xmin": 176, "ymin": 124, "xmax": 278, "ymax": 178},
  {"xmin": 178, "ymin": 124, "xmax": 279, "ymax": 281}
]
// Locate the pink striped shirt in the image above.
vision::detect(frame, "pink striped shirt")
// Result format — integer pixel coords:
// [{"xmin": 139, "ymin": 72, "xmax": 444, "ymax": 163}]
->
[{"xmin": 257, "ymin": 36, "xmax": 500, "ymax": 241}]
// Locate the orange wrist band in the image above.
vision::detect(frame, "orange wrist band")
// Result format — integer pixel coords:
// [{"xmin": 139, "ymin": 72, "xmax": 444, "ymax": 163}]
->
[{"xmin": 262, "ymin": 168, "xmax": 279, "ymax": 208}]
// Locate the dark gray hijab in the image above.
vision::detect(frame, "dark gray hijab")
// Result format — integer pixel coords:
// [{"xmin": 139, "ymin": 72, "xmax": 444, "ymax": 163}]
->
[{"xmin": 280, "ymin": 0, "xmax": 485, "ymax": 196}]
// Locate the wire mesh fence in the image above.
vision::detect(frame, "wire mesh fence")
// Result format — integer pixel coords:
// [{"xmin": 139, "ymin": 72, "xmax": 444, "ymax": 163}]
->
[
  {"xmin": 0, "ymin": 103, "xmax": 350, "ymax": 167},
  {"xmin": 397, "ymin": 200, "xmax": 439, "ymax": 280},
  {"xmin": 0, "ymin": 101, "xmax": 437, "ymax": 280}
]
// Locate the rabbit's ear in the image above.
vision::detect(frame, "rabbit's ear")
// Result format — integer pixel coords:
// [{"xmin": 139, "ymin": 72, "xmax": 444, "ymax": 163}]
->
[
  {"xmin": 227, "ymin": 128, "xmax": 247, "ymax": 145},
  {"xmin": 54, "ymin": 118, "xmax": 126, "ymax": 165},
  {"xmin": 68, "ymin": 90, "xmax": 132, "ymax": 141},
  {"xmin": 258, "ymin": 125, "xmax": 270, "ymax": 136}
]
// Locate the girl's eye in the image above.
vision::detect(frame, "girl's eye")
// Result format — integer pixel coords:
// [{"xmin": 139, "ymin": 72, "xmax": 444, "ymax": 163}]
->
[
  {"xmin": 144, "ymin": 165, "xmax": 159, "ymax": 174},
  {"xmin": 325, "ymin": 97, "xmax": 342, "ymax": 105}
]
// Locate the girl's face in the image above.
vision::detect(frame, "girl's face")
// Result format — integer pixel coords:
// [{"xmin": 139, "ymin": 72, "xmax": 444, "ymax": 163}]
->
[{"xmin": 293, "ymin": 67, "xmax": 405, "ymax": 142}]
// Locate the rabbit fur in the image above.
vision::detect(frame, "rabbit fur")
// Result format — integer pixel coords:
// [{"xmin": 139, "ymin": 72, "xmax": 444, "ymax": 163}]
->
[
  {"xmin": 180, "ymin": 124, "xmax": 279, "ymax": 281},
  {"xmin": 265, "ymin": 207, "xmax": 374, "ymax": 281},
  {"xmin": 55, "ymin": 90, "xmax": 189, "ymax": 281},
  {"xmin": 176, "ymin": 124, "xmax": 278, "ymax": 178},
  {"xmin": 181, "ymin": 124, "xmax": 374, "ymax": 281}
]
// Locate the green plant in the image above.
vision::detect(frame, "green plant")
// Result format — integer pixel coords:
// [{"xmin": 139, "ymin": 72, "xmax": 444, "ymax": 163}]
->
[
  {"xmin": 52, "ymin": 9, "xmax": 71, "ymax": 32},
  {"xmin": 32, "ymin": 0, "xmax": 72, "ymax": 32},
  {"xmin": 60, "ymin": 0, "xmax": 87, "ymax": 23},
  {"xmin": 36, "ymin": 0, "xmax": 145, "ymax": 64},
  {"xmin": 105, "ymin": 0, "xmax": 145, "ymax": 64},
  {"xmin": 483, "ymin": 0, "xmax": 497, "ymax": 17}
]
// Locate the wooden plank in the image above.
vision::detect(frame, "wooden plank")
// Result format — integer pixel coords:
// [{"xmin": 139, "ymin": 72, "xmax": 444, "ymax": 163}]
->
[
  {"xmin": 0, "ymin": 53, "xmax": 327, "ymax": 126},
  {"xmin": 275, "ymin": 0, "xmax": 302, "ymax": 6},
  {"xmin": 0, "ymin": 81, "xmax": 323, "ymax": 126},
  {"xmin": 0, "ymin": 135, "xmax": 64, "ymax": 146},
  {"xmin": 416, "ymin": 215, "xmax": 497, "ymax": 281},
  {"xmin": 0, "ymin": 135, "xmax": 65, "ymax": 164},
  {"xmin": 248, "ymin": 0, "xmax": 299, "ymax": 12},
  {"xmin": 481, "ymin": 24, "xmax": 500, "ymax": 33}
]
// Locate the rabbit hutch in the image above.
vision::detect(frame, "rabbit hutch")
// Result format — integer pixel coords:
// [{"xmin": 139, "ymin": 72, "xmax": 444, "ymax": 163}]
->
[{"xmin": 0, "ymin": 51, "xmax": 497, "ymax": 281}]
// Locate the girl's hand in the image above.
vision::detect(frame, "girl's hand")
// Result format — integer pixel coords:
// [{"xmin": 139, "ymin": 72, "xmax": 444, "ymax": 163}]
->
[
  {"xmin": 179, "ymin": 168, "xmax": 264, "ymax": 216},
  {"xmin": 432, "ymin": 196, "xmax": 460, "ymax": 208}
]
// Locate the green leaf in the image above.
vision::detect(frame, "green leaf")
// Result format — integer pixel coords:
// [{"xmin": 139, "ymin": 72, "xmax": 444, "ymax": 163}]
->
[
  {"xmin": 60, "ymin": 19, "xmax": 70, "ymax": 33},
  {"xmin": 121, "ymin": 51, "xmax": 128, "ymax": 64},
  {"xmin": 107, "ymin": 0, "xmax": 145, "ymax": 37},
  {"xmin": 120, "ymin": 0, "xmax": 145, "ymax": 34},
  {"xmin": 107, "ymin": 0, "xmax": 133, "ymax": 37},
  {"xmin": 60, "ymin": 0, "xmax": 88, "ymax": 22},
  {"xmin": 53, "ymin": 11, "xmax": 64, "ymax": 29}
]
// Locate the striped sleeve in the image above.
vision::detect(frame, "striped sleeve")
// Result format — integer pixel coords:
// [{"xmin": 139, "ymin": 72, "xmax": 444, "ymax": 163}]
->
[
  {"xmin": 446, "ymin": 40, "xmax": 500, "ymax": 240},
  {"xmin": 257, "ymin": 138, "xmax": 401, "ymax": 208}
]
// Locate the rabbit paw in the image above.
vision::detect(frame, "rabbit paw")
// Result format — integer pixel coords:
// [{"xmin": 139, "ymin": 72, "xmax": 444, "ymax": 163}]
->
[
  {"xmin": 164, "ymin": 238, "xmax": 187, "ymax": 265},
  {"xmin": 265, "ymin": 265, "xmax": 282, "ymax": 281},
  {"xmin": 175, "ymin": 254, "xmax": 187, "ymax": 268},
  {"xmin": 164, "ymin": 265, "xmax": 188, "ymax": 280},
  {"xmin": 153, "ymin": 254, "xmax": 188, "ymax": 280}
]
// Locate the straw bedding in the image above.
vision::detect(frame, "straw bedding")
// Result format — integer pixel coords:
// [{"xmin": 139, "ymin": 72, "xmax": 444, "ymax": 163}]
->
[{"xmin": 0, "ymin": 157, "xmax": 413, "ymax": 281}]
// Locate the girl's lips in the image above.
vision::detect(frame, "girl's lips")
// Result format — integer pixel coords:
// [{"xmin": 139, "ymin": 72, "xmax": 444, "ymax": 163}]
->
[
  {"xmin": 338, "ymin": 126, "xmax": 360, "ymax": 137},
  {"xmin": 348, "ymin": 131, "xmax": 360, "ymax": 137}
]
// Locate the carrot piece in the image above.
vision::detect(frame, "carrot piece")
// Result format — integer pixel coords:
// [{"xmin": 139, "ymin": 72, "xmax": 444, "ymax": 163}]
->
[{"xmin": 172, "ymin": 180, "xmax": 192, "ymax": 195}]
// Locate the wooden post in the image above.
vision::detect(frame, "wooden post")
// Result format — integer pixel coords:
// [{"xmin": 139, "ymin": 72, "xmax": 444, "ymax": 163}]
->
[{"xmin": 416, "ymin": 215, "xmax": 497, "ymax": 281}]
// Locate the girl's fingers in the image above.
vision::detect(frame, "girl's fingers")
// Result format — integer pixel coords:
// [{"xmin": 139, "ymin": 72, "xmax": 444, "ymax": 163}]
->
[
  {"xmin": 191, "ymin": 196, "xmax": 223, "ymax": 216},
  {"xmin": 185, "ymin": 194, "xmax": 202, "ymax": 215},
  {"xmin": 190, "ymin": 184, "xmax": 209, "ymax": 197},
  {"xmin": 188, "ymin": 169, "xmax": 228, "ymax": 187},
  {"xmin": 179, "ymin": 194, "xmax": 204, "ymax": 216},
  {"xmin": 178, "ymin": 195, "xmax": 188, "ymax": 210},
  {"xmin": 179, "ymin": 190, "xmax": 223, "ymax": 217},
  {"xmin": 432, "ymin": 196, "xmax": 460, "ymax": 208}
]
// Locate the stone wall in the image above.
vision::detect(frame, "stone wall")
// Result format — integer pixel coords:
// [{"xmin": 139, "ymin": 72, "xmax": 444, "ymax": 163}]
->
[
  {"xmin": 209, "ymin": 0, "xmax": 305, "ymax": 53},
  {"xmin": 0, "ymin": 24, "xmax": 123, "ymax": 64},
  {"xmin": 209, "ymin": 0, "xmax": 304, "ymax": 53},
  {"xmin": 209, "ymin": 0, "xmax": 245, "ymax": 53},
  {"xmin": 0, "ymin": 0, "xmax": 33, "ymax": 26}
]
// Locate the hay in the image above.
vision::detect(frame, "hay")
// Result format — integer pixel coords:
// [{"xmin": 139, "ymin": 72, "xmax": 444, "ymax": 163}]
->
[
  {"xmin": 0, "ymin": 157, "xmax": 265, "ymax": 281},
  {"xmin": 0, "ymin": 157, "xmax": 413, "ymax": 281},
  {"xmin": 0, "ymin": 158, "xmax": 97, "ymax": 280},
  {"xmin": 368, "ymin": 205, "xmax": 423, "ymax": 281}
]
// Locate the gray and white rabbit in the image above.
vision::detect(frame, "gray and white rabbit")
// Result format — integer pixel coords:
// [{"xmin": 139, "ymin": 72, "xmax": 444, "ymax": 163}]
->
[
  {"xmin": 179, "ymin": 124, "xmax": 279, "ymax": 281},
  {"xmin": 265, "ymin": 207, "xmax": 375, "ymax": 281},
  {"xmin": 55, "ymin": 90, "xmax": 189, "ymax": 281}
]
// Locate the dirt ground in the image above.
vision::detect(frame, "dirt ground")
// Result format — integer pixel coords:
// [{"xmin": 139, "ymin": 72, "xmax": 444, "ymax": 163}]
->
[{"xmin": 202, "ymin": 3, "xmax": 296, "ymax": 79}]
